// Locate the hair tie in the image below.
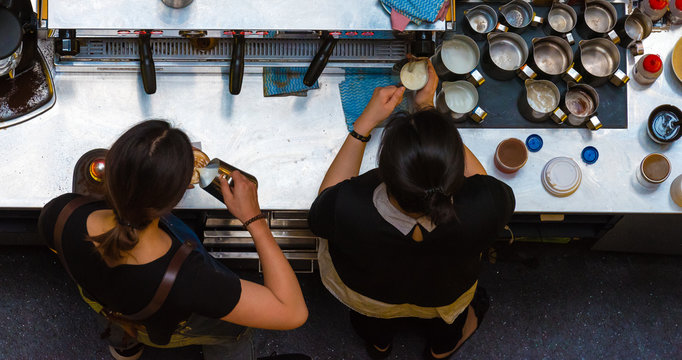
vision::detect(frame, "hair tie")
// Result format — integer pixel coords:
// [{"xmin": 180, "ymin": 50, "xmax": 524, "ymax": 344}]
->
[
  {"xmin": 117, "ymin": 217, "xmax": 135, "ymax": 229},
  {"xmin": 424, "ymin": 187, "xmax": 445, "ymax": 199}
]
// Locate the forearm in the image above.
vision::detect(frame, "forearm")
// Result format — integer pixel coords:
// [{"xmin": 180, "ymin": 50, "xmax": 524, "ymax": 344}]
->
[
  {"xmin": 318, "ymin": 122, "xmax": 371, "ymax": 193},
  {"xmin": 247, "ymin": 221, "xmax": 305, "ymax": 307},
  {"xmin": 464, "ymin": 144, "xmax": 487, "ymax": 176}
]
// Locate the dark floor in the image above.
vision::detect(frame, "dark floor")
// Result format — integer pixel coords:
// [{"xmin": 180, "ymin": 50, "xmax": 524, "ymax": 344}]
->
[{"xmin": 0, "ymin": 244, "xmax": 680, "ymax": 360}]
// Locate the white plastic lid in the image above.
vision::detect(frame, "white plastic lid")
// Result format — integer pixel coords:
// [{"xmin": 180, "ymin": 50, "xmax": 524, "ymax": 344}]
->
[{"xmin": 542, "ymin": 157, "xmax": 582, "ymax": 197}]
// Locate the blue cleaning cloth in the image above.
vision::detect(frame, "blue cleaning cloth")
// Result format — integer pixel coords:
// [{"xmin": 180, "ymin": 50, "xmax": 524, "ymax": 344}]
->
[
  {"xmin": 380, "ymin": 0, "xmax": 445, "ymax": 22},
  {"xmin": 263, "ymin": 67, "xmax": 319, "ymax": 97},
  {"xmin": 338, "ymin": 68, "xmax": 408, "ymax": 131}
]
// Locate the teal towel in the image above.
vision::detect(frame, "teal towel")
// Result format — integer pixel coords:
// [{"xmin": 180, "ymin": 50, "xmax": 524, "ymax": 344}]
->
[{"xmin": 263, "ymin": 67, "xmax": 319, "ymax": 97}]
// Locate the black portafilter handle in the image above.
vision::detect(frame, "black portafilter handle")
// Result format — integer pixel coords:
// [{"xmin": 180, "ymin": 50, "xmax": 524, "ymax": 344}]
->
[
  {"xmin": 229, "ymin": 34, "xmax": 246, "ymax": 95},
  {"xmin": 138, "ymin": 32, "xmax": 156, "ymax": 95},
  {"xmin": 303, "ymin": 32, "xmax": 337, "ymax": 87}
]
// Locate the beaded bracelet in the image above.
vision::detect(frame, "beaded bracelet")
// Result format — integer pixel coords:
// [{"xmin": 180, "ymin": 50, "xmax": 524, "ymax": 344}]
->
[
  {"xmin": 349, "ymin": 130, "xmax": 371, "ymax": 142},
  {"xmin": 243, "ymin": 213, "xmax": 267, "ymax": 228}
]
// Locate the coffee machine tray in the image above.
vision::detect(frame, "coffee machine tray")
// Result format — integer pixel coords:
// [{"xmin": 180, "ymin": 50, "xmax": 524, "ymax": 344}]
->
[{"xmin": 0, "ymin": 48, "xmax": 56, "ymax": 129}]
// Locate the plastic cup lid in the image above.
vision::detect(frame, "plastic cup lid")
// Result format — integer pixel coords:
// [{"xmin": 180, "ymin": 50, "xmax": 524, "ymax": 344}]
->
[
  {"xmin": 643, "ymin": 54, "xmax": 663, "ymax": 73},
  {"xmin": 525, "ymin": 134, "xmax": 543, "ymax": 152},
  {"xmin": 581, "ymin": 146, "xmax": 599, "ymax": 164},
  {"xmin": 542, "ymin": 157, "xmax": 582, "ymax": 197}
]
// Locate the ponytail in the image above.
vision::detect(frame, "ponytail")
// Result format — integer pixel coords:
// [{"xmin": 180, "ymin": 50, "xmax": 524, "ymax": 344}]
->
[
  {"xmin": 90, "ymin": 223, "xmax": 141, "ymax": 262},
  {"xmin": 379, "ymin": 110, "xmax": 466, "ymax": 227},
  {"xmin": 87, "ymin": 120, "xmax": 194, "ymax": 262},
  {"xmin": 424, "ymin": 189, "xmax": 457, "ymax": 226}
]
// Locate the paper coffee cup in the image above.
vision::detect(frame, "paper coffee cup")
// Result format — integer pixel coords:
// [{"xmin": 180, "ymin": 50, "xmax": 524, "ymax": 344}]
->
[
  {"xmin": 670, "ymin": 174, "xmax": 682, "ymax": 207},
  {"xmin": 637, "ymin": 153, "xmax": 671, "ymax": 188},
  {"xmin": 494, "ymin": 138, "xmax": 528, "ymax": 173}
]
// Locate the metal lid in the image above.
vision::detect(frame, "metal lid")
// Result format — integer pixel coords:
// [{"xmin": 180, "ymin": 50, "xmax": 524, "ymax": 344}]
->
[
  {"xmin": 525, "ymin": 134, "xmax": 543, "ymax": 152},
  {"xmin": 581, "ymin": 146, "xmax": 599, "ymax": 164},
  {"xmin": 541, "ymin": 157, "xmax": 582, "ymax": 197},
  {"xmin": 0, "ymin": 8, "xmax": 22, "ymax": 59}
]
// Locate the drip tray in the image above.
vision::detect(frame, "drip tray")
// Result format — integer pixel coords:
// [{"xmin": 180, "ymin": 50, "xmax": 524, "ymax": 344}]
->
[
  {"xmin": 453, "ymin": 3, "xmax": 628, "ymax": 129},
  {"xmin": 0, "ymin": 50, "xmax": 56, "ymax": 129}
]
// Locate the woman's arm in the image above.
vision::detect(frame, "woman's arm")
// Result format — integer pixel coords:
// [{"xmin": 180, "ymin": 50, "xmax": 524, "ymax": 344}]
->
[
  {"xmin": 219, "ymin": 172, "xmax": 308, "ymax": 329},
  {"xmin": 464, "ymin": 144, "xmax": 487, "ymax": 176},
  {"xmin": 318, "ymin": 86, "xmax": 405, "ymax": 194}
]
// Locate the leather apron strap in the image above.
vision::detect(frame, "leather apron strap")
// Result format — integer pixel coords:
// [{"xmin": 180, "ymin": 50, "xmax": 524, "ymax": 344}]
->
[{"xmin": 53, "ymin": 196, "xmax": 195, "ymax": 322}]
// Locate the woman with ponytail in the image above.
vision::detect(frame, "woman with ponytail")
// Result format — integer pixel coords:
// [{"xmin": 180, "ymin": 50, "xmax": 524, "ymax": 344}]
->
[
  {"xmin": 39, "ymin": 120, "xmax": 307, "ymax": 360},
  {"xmin": 308, "ymin": 60, "xmax": 515, "ymax": 359}
]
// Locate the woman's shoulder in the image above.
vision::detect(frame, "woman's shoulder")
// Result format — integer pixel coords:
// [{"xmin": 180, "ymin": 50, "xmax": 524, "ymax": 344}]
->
[
  {"xmin": 460, "ymin": 175, "xmax": 515, "ymax": 207},
  {"xmin": 38, "ymin": 193, "xmax": 107, "ymax": 248}
]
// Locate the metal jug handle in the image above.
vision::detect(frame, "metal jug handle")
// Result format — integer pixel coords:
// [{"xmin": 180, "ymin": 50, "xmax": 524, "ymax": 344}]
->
[
  {"xmin": 550, "ymin": 107, "xmax": 568, "ymax": 125},
  {"xmin": 606, "ymin": 30, "xmax": 620, "ymax": 45},
  {"xmin": 609, "ymin": 69, "xmax": 629, "ymax": 87},
  {"xmin": 562, "ymin": 64, "xmax": 582, "ymax": 83},
  {"xmin": 470, "ymin": 106, "xmax": 488, "ymax": 123},
  {"xmin": 466, "ymin": 70, "xmax": 486, "ymax": 87},
  {"xmin": 517, "ymin": 64, "xmax": 537, "ymax": 80},
  {"xmin": 586, "ymin": 115, "xmax": 603, "ymax": 130}
]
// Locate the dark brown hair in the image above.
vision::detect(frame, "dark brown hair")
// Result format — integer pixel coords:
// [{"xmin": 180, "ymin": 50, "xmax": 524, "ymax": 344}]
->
[
  {"xmin": 378, "ymin": 109, "xmax": 466, "ymax": 226},
  {"xmin": 89, "ymin": 120, "xmax": 194, "ymax": 261}
]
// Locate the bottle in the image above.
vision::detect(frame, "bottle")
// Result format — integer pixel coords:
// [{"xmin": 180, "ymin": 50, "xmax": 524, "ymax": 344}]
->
[
  {"xmin": 671, "ymin": 0, "xmax": 682, "ymax": 24},
  {"xmin": 633, "ymin": 54, "xmax": 663, "ymax": 85},
  {"xmin": 639, "ymin": 0, "xmax": 669, "ymax": 21}
]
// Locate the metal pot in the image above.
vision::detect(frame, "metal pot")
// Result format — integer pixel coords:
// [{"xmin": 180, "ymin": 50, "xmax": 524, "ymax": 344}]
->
[
  {"xmin": 463, "ymin": 5, "xmax": 508, "ymax": 41},
  {"xmin": 430, "ymin": 35, "xmax": 485, "ymax": 86},
  {"xmin": 574, "ymin": 38, "xmax": 629, "ymax": 87},
  {"xmin": 518, "ymin": 79, "xmax": 566, "ymax": 123},
  {"xmin": 528, "ymin": 36, "xmax": 581, "ymax": 82},
  {"xmin": 544, "ymin": 2, "xmax": 577, "ymax": 45},
  {"xmin": 498, "ymin": 0, "xmax": 544, "ymax": 33},
  {"xmin": 436, "ymin": 81, "xmax": 487, "ymax": 123},
  {"xmin": 481, "ymin": 32, "xmax": 534, "ymax": 80},
  {"xmin": 615, "ymin": 8, "xmax": 652, "ymax": 55},
  {"xmin": 562, "ymin": 82, "xmax": 602, "ymax": 129},
  {"xmin": 577, "ymin": 0, "xmax": 620, "ymax": 44}
]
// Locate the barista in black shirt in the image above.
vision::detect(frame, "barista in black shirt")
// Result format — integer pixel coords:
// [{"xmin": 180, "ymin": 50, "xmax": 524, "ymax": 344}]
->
[
  {"xmin": 308, "ymin": 61, "xmax": 515, "ymax": 359},
  {"xmin": 39, "ymin": 120, "xmax": 308, "ymax": 359}
]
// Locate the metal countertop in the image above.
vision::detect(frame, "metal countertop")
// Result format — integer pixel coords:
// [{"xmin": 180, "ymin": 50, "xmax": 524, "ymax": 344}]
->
[
  {"xmin": 47, "ymin": 0, "xmax": 445, "ymax": 32},
  {"xmin": 1, "ymin": 28, "xmax": 681, "ymax": 213}
]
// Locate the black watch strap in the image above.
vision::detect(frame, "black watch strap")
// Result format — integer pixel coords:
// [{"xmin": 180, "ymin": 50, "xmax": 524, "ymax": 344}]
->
[{"xmin": 349, "ymin": 130, "xmax": 371, "ymax": 142}]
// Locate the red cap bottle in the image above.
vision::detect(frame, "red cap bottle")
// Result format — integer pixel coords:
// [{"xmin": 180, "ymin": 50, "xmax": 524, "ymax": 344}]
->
[
  {"xmin": 643, "ymin": 55, "xmax": 663, "ymax": 73},
  {"xmin": 649, "ymin": 0, "xmax": 669, "ymax": 10}
]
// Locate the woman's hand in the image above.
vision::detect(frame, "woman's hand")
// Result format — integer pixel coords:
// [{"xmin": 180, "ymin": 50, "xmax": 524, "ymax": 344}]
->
[
  {"xmin": 219, "ymin": 171, "xmax": 261, "ymax": 223},
  {"xmin": 353, "ymin": 85, "xmax": 405, "ymax": 136},
  {"xmin": 411, "ymin": 56, "xmax": 439, "ymax": 110}
]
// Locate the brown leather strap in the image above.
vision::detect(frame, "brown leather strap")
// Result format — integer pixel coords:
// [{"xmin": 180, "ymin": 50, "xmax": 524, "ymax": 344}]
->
[
  {"xmin": 53, "ymin": 195, "xmax": 196, "ymax": 322},
  {"xmin": 123, "ymin": 240, "xmax": 194, "ymax": 321},
  {"xmin": 53, "ymin": 196, "xmax": 99, "ymax": 282}
]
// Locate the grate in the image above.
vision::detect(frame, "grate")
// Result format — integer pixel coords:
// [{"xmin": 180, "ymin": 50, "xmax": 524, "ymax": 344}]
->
[{"xmin": 69, "ymin": 38, "xmax": 408, "ymax": 63}]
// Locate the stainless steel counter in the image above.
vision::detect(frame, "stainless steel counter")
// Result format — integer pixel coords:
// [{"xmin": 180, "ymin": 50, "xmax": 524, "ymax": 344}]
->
[
  {"xmin": 47, "ymin": 0, "xmax": 445, "ymax": 32},
  {"xmin": 1, "ymin": 26, "xmax": 681, "ymax": 213}
]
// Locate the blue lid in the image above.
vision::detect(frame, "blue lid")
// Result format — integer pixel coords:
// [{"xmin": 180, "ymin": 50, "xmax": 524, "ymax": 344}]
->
[
  {"xmin": 525, "ymin": 134, "xmax": 543, "ymax": 152},
  {"xmin": 581, "ymin": 146, "xmax": 599, "ymax": 164}
]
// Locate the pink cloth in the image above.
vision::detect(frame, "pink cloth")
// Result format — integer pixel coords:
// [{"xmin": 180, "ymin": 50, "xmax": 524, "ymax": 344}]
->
[
  {"xmin": 391, "ymin": 9, "xmax": 412, "ymax": 31},
  {"xmin": 389, "ymin": 0, "xmax": 449, "ymax": 31}
]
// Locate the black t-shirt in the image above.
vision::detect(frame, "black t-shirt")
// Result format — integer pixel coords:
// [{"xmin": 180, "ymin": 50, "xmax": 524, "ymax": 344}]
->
[
  {"xmin": 308, "ymin": 169, "xmax": 515, "ymax": 308},
  {"xmin": 38, "ymin": 193, "xmax": 242, "ymax": 345}
]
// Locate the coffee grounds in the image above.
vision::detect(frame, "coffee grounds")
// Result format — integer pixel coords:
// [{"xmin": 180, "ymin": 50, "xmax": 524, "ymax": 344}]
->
[{"xmin": 0, "ymin": 60, "xmax": 50, "ymax": 122}]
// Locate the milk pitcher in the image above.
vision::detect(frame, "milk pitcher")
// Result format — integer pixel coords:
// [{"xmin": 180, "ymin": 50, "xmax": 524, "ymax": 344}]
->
[{"xmin": 199, "ymin": 158, "xmax": 259, "ymax": 203}]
